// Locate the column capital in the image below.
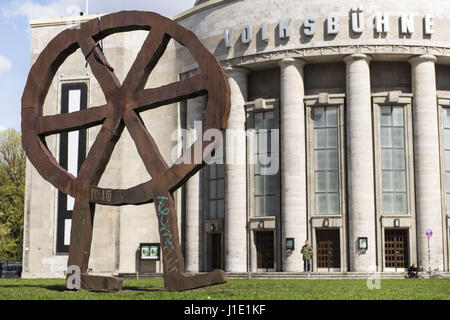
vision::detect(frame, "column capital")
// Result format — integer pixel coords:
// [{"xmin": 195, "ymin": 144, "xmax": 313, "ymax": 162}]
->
[
  {"xmin": 343, "ymin": 53, "xmax": 372, "ymax": 64},
  {"xmin": 224, "ymin": 66, "xmax": 250, "ymax": 77},
  {"xmin": 278, "ymin": 57, "xmax": 306, "ymax": 68},
  {"xmin": 408, "ymin": 54, "xmax": 437, "ymax": 65}
]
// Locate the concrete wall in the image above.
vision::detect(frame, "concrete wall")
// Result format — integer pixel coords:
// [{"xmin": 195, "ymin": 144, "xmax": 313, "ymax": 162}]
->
[
  {"xmin": 248, "ymin": 68, "xmax": 280, "ymax": 100},
  {"xmin": 304, "ymin": 62, "xmax": 346, "ymax": 95}
]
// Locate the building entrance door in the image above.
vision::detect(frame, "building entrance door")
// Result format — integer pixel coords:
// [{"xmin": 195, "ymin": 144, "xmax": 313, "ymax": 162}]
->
[
  {"xmin": 316, "ymin": 229, "xmax": 340, "ymax": 271},
  {"xmin": 211, "ymin": 233, "xmax": 222, "ymax": 270},
  {"xmin": 385, "ymin": 229, "xmax": 409, "ymax": 270},
  {"xmin": 255, "ymin": 231, "xmax": 275, "ymax": 271}
]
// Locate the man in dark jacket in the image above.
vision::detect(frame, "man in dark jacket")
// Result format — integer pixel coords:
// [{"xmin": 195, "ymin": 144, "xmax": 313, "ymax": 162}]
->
[
  {"xmin": 406, "ymin": 264, "xmax": 418, "ymax": 278},
  {"xmin": 301, "ymin": 240, "xmax": 313, "ymax": 272}
]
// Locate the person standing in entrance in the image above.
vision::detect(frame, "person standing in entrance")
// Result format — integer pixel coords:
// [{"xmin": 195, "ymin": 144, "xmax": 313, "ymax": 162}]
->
[{"xmin": 301, "ymin": 240, "xmax": 313, "ymax": 272}]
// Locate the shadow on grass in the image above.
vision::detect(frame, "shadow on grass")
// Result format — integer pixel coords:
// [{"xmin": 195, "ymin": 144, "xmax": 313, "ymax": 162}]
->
[
  {"xmin": 44, "ymin": 285, "xmax": 67, "ymax": 292},
  {"xmin": 0, "ymin": 284, "xmax": 67, "ymax": 292},
  {"xmin": 121, "ymin": 287, "xmax": 164, "ymax": 292},
  {"xmin": 1, "ymin": 283, "xmax": 165, "ymax": 293}
]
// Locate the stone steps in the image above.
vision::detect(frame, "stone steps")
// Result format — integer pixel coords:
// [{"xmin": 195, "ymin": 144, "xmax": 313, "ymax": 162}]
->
[
  {"xmin": 226, "ymin": 272, "xmax": 405, "ymax": 279},
  {"xmin": 118, "ymin": 272, "xmax": 450, "ymax": 279}
]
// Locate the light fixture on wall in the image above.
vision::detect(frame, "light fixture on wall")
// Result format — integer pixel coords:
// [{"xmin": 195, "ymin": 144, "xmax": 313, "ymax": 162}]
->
[
  {"xmin": 286, "ymin": 238, "xmax": 295, "ymax": 252},
  {"xmin": 210, "ymin": 224, "xmax": 216, "ymax": 232},
  {"xmin": 323, "ymin": 219, "xmax": 329, "ymax": 228},
  {"xmin": 358, "ymin": 237, "xmax": 368, "ymax": 251},
  {"xmin": 394, "ymin": 219, "xmax": 400, "ymax": 228},
  {"xmin": 259, "ymin": 221, "xmax": 265, "ymax": 229}
]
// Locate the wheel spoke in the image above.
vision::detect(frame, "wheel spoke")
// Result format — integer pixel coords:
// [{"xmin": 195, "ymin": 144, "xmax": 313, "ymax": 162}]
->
[
  {"xmin": 77, "ymin": 119, "xmax": 124, "ymax": 184},
  {"xmin": 38, "ymin": 104, "xmax": 109, "ymax": 136},
  {"xmin": 123, "ymin": 111, "xmax": 169, "ymax": 179},
  {"xmin": 122, "ymin": 27, "xmax": 171, "ymax": 92},
  {"xmin": 163, "ymin": 139, "xmax": 206, "ymax": 190},
  {"xmin": 132, "ymin": 74, "xmax": 207, "ymax": 112},
  {"xmin": 78, "ymin": 34, "xmax": 121, "ymax": 100}
]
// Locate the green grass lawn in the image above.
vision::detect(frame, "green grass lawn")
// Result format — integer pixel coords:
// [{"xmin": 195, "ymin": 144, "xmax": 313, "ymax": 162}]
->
[{"xmin": 0, "ymin": 278, "xmax": 448, "ymax": 300}]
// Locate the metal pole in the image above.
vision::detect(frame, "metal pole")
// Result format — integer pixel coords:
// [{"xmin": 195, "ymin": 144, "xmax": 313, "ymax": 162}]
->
[
  {"xmin": 428, "ymin": 237, "xmax": 431, "ymax": 276},
  {"xmin": 85, "ymin": 0, "xmax": 89, "ymax": 15}
]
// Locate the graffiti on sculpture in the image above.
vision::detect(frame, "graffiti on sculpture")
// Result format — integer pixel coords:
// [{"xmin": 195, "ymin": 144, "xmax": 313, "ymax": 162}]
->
[{"xmin": 21, "ymin": 11, "xmax": 231, "ymax": 292}]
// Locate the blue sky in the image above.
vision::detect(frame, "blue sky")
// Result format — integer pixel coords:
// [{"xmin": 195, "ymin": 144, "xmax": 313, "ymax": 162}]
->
[{"xmin": 0, "ymin": 0, "xmax": 194, "ymax": 131}]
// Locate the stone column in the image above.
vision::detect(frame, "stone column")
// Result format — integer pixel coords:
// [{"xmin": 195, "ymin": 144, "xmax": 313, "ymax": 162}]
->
[
  {"xmin": 224, "ymin": 67, "xmax": 249, "ymax": 273},
  {"xmin": 185, "ymin": 96, "xmax": 205, "ymax": 273},
  {"xmin": 343, "ymin": 54, "xmax": 377, "ymax": 272},
  {"xmin": 279, "ymin": 58, "xmax": 307, "ymax": 272},
  {"xmin": 409, "ymin": 55, "xmax": 444, "ymax": 271}
]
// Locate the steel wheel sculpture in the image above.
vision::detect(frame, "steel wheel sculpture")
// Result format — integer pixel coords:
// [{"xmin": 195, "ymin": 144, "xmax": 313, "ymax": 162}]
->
[{"xmin": 21, "ymin": 11, "xmax": 230, "ymax": 292}]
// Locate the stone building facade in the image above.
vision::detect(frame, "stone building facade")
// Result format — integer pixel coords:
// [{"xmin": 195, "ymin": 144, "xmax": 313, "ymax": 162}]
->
[{"xmin": 23, "ymin": 0, "xmax": 450, "ymax": 278}]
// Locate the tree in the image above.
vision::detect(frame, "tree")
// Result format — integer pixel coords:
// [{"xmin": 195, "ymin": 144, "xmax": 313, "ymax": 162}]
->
[{"xmin": 0, "ymin": 129, "xmax": 26, "ymax": 261}]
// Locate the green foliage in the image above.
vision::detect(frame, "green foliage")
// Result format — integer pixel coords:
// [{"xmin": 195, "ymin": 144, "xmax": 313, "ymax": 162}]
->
[
  {"xmin": 0, "ymin": 129, "xmax": 26, "ymax": 261},
  {"xmin": 0, "ymin": 278, "xmax": 449, "ymax": 300}
]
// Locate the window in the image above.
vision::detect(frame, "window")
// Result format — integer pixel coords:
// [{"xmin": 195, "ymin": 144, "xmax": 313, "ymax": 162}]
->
[
  {"xmin": 246, "ymin": 99, "xmax": 280, "ymax": 219},
  {"xmin": 204, "ymin": 117, "xmax": 225, "ymax": 220},
  {"xmin": 207, "ymin": 163, "xmax": 225, "ymax": 220},
  {"xmin": 313, "ymin": 107, "xmax": 339, "ymax": 214},
  {"xmin": 306, "ymin": 95, "xmax": 345, "ymax": 219},
  {"xmin": 380, "ymin": 106, "xmax": 407, "ymax": 214},
  {"xmin": 442, "ymin": 108, "xmax": 450, "ymax": 214},
  {"xmin": 252, "ymin": 111, "xmax": 276, "ymax": 217},
  {"xmin": 56, "ymin": 83, "xmax": 88, "ymax": 253}
]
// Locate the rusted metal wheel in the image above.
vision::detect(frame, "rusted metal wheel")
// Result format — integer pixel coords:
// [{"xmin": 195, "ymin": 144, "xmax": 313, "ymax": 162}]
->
[{"xmin": 22, "ymin": 11, "xmax": 230, "ymax": 292}]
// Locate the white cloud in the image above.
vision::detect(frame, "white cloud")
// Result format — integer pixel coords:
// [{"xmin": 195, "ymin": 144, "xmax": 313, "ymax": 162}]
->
[
  {"xmin": 0, "ymin": 126, "xmax": 7, "ymax": 132},
  {"xmin": 2, "ymin": 0, "xmax": 194, "ymax": 21},
  {"xmin": 0, "ymin": 55, "xmax": 12, "ymax": 76},
  {"xmin": 2, "ymin": 0, "xmax": 64, "ymax": 20}
]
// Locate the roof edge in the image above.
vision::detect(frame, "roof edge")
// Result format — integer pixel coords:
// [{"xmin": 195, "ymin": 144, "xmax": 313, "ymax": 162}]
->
[
  {"xmin": 29, "ymin": 0, "xmax": 237, "ymax": 28},
  {"xmin": 30, "ymin": 14, "xmax": 103, "ymax": 28},
  {"xmin": 173, "ymin": 0, "xmax": 236, "ymax": 21}
]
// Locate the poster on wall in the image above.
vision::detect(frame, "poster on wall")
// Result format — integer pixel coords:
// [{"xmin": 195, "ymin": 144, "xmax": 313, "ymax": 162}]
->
[{"xmin": 141, "ymin": 243, "xmax": 161, "ymax": 261}]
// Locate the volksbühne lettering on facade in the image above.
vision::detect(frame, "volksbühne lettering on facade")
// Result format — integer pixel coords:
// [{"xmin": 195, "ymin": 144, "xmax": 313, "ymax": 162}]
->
[{"xmin": 224, "ymin": 7, "xmax": 435, "ymax": 47}]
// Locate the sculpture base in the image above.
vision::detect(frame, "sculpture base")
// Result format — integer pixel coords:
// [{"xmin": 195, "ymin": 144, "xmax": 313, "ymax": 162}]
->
[
  {"xmin": 165, "ymin": 269, "xmax": 227, "ymax": 292},
  {"xmin": 80, "ymin": 274, "xmax": 123, "ymax": 292},
  {"xmin": 67, "ymin": 270, "xmax": 226, "ymax": 293}
]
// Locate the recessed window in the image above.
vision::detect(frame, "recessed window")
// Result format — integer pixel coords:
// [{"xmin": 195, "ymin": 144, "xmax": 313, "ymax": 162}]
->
[
  {"xmin": 313, "ymin": 107, "xmax": 339, "ymax": 215},
  {"xmin": 208, "ymin": 163, "xmax": 225, "ymax": 220},
  {"xmin": 442, "ymin": 108, "xmax": 450, "ymax": 214},
  {"xmin": 380, "ymin": 106, "xmax": 407, "ymax": 214},
  {"xmin": 252, "ymin": 111, "xmax": 276, "ymax": 217},
  {"xmin": 56, "ymin": 82, "xmax": 88, "ymax": 253}
]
